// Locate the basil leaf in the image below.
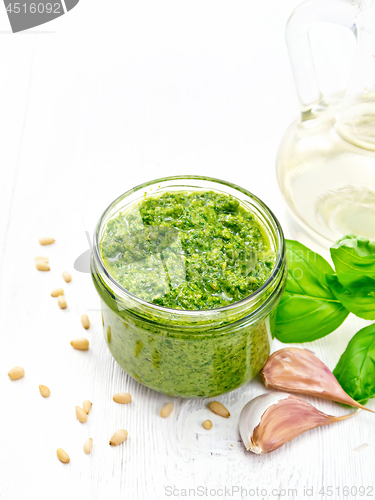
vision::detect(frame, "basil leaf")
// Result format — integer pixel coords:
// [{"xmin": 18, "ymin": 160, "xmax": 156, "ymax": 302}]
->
[
  {"xmin": 275, "ymin": 240, "xmax": 349, "ymax": 343},
  {"xmin": 330, "ymin": 234, "xmax": 375, "ymax": 288},
  {"xmin": 333, "ymin": 323, "xmax": 375, "ymax": 405},
  {"xmin": 327, "ymin": 275, "xmax": 375, "ymax": 320}
]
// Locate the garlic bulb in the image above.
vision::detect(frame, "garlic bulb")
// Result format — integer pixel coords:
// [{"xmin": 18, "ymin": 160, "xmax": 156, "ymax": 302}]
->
[
  {"xmin": 239, "ymin": 392, "xmax": 356, "ymax": 454},
  {"xmin": 261, "ymin": 348, "xmax": 374, "ymax": 413}
]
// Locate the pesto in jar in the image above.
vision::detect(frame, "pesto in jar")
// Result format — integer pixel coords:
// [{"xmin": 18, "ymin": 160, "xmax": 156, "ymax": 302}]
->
[
  {"xmin": 100, "ymin": 190, "xmax": 274, "ymax": 310},
  {"xmin": 92, "ymin": 183, "xmax": 286, "ymax": 398}
]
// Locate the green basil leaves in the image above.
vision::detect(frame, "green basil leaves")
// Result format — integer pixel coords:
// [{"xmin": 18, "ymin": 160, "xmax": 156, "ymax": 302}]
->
[
  {"xmin": 326, "ymin": 275, "xmax": 375, "ymax": 320},
  {"xmin": 275, "ymin": 235, "xmax": 375, "ymax": 342},
  {"xmin": 330, "ymin": 234, "xmax": 375, "ymax": 287},
  {"xmin": 275, "ymin": 241, "xmax": 349, "ymax": 343},
  {"xmin": 333, "ymin": 323, "xmax": 375, "ymax": 405}
]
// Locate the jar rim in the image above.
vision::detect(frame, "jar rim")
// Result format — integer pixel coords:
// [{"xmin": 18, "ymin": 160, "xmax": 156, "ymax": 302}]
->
[{"xmin": 92, "ymin": 175, "xmax": 286, "ymax": 321}]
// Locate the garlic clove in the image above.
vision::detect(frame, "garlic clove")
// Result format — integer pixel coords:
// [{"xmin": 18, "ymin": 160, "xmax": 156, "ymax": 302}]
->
[
  {"xmin": 261, "ymin": 348, "xmax": 375, "ymax": 414},
  {"xmin": 239, "ymin": 392, "xmax": 356, "ymax": 454}
]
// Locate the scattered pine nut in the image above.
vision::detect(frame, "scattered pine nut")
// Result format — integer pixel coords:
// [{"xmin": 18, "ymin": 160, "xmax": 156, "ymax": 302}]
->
[
  {"xmin": 35, "ymin": 256, "xmax": 49, "ymax": 263},
  {"xmin": 353, "ymin": 443, "xmax": 369, "ymax": 452},
  {"xmin": 76, "ymin": 406, "xmax": 87, "ymax": 423},
  {"xmin": 202, "ymin": 420, "xmax": 213, "ymax": 430},
  {"xmin": 83, "ymin": 400, "xmax": 92, "ymax": 414},
  {"xmin": 113, "ymin": 393, "xmax": 131, "ymax": 404},
  {"xmin": 209, "ymin": 401, "xmax": 230, "ymax": 418},
  {"xmin": 109, "ymin": 429, "xmax": 128, "ymax": 446},
  {"xmin": 62, "ymin": 271, "xmax": 72, "ymax": 283},
  {"xmin": 70, "ymin": 338, "xmax": 89, "ymax": 350},
  {"xmin": 83, "ymin": 438, "xmax": 93, "ymax": 454},
  {"xmin": 160, "ymin": 402, "xmax": 174, "ymax": 418},
  {"xmin": 39, "ymin": 385, "xmax": 50, "ymax": 398},
  {"xmin": 57, "ymin": 295, "xmax": 67, "ymax": 309},
  {"xmin": 51, "ymin": 287, "xmax": 64, "ymax": 297},
  {"xmin": 8, "ymin": 366, "xmax": 25, "ymax": 380},
  {"xmin": 39, "ymin": 237, "xmax": 55, "ymax": 246},
  {"xmin": 81, "ymin": 314, "xmax": 90, "ymax": 330},
  {"xmin": 56, "ymin": 448, "xmax": 70, "ymax": 463},
  {"xmin": 35, "ymin": 261, "xmax": 50, "ymax": 271}
]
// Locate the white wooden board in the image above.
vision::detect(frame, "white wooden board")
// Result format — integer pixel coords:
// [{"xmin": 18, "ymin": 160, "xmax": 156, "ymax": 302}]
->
[{"xmin": 0, "ymin": 2, "xmax": 372, "ymax": 499}]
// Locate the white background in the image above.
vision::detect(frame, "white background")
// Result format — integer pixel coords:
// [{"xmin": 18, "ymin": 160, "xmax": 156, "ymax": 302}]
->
[{"xmin": 0, "ymin": 1, "xmax": 374, "ymax": 500}]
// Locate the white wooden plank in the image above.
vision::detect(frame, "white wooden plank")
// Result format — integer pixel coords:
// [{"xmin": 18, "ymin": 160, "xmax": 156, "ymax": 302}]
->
[
  {"xmin": 0, "ymin": 38, "xmax": 35, "ymax": 269},
  {"xmin": 0, "ymin": 1, "xmax": 373, "ymax": 499}
]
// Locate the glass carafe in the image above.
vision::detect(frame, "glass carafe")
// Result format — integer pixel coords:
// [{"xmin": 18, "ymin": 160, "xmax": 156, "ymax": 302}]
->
[{"xmin": 277, "ymin": 0, "xmax": 375, "ymax": 246}]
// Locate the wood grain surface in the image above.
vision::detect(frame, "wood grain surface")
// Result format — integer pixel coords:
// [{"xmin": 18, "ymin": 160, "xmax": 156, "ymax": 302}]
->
[{"xmin": 0, "ymin": 2, "xmax": 372, "ymax": 499}]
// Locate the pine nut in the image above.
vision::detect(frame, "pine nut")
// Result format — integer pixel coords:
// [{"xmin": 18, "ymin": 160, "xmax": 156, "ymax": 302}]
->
[
  {"xmin": 56, "ymin": 448, "xmax": 70, "ymax": 463},
  {"xmin": 160, "ymin": 402, "xmax": 174, "ymax": 418},
  {"xmin": 8, "ymin": 366, "xmax": 25, "ymax": 380},
  {"xmin": 81, "ymin": 314, "xmax": 90, "ymax": 330},
  {"xmin": 209, "ymin": 401, "xmax": 230, "ymax": 418},
  {"xmin": 57, "ymin": 295, "xmax": 67, "ymax": 309},
  {"xmin": 39, "ymin": 385, "xmax": 50, "ymax": 397},
  {"xmin": 83, "ymin": 400, "xmax": 92, "ymax": 414},
  {"xmin": 202, "ymin": 420, "xmax": 213, "ymax": 430},
  {"xmin": 35, "ymin": 261, "xmax": 50, "ymax": 271},
  {"xmin": 39, "ymin": 237, "xmax": 55, "ymax": 246},
  {"xmin": 71, "ymin": 338, "xmax": 89, "ymax": 350},
  {"xmin": 113, "ymin": 393, "xmax": 131, "ymax": 404},
  {"xmin": 107, "ymin": 326, "xmax": 111, "ymax": 342},
  {"xmin": 83, "ymin": 438, "xmax": 93, "ymax": 454},
  {"xmin": 51, "ymin": 287, "xmax": 64, "ymax": 297},
  {"xmin": 35, "ymin": 256, "xmax": 49, "ymax": 263},
  {"xmin": 62, "ymin": 271, "xmax": 72, "ymax": 283},
  {"xmin": 109, "ymin": 429, "xmax": 128, "ymax": 446},
  {"xmin": 76, "ymin": 406, "xmax": 87, "ymax": 423}
]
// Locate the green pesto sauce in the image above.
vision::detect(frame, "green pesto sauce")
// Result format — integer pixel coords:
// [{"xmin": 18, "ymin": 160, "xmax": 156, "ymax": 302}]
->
[
  {"xmin": 100, "ymin": 190, "xmax": 274, "ymax": 310},
  {"xmin": 99, "ymin": 300, "xmax": 272, "ymax": 398}
]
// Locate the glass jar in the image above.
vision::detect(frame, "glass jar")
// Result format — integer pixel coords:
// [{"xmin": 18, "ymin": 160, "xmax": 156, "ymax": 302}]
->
[{"xmin": 91, "ymin": 176, "xmax": 286, "ymax": 398}]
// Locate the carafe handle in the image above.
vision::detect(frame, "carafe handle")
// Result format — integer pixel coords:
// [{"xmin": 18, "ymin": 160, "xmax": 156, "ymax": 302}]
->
[{"xmin": 286, "ymin": 0, "xmax": 358, "ymax": 115}]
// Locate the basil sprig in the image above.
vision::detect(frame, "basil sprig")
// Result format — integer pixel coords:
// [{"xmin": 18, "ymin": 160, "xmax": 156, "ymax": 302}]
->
[
  {"xmin": 276, "ymin": 234, "xmax": 375, "ymax": 342},
  {"xmin": 333, "ymin": 323, "xmax": 375, "ymax": 405},
  {"xmin": 275, "ymin": 241, "xmax": 349, "ymax": 343}
]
